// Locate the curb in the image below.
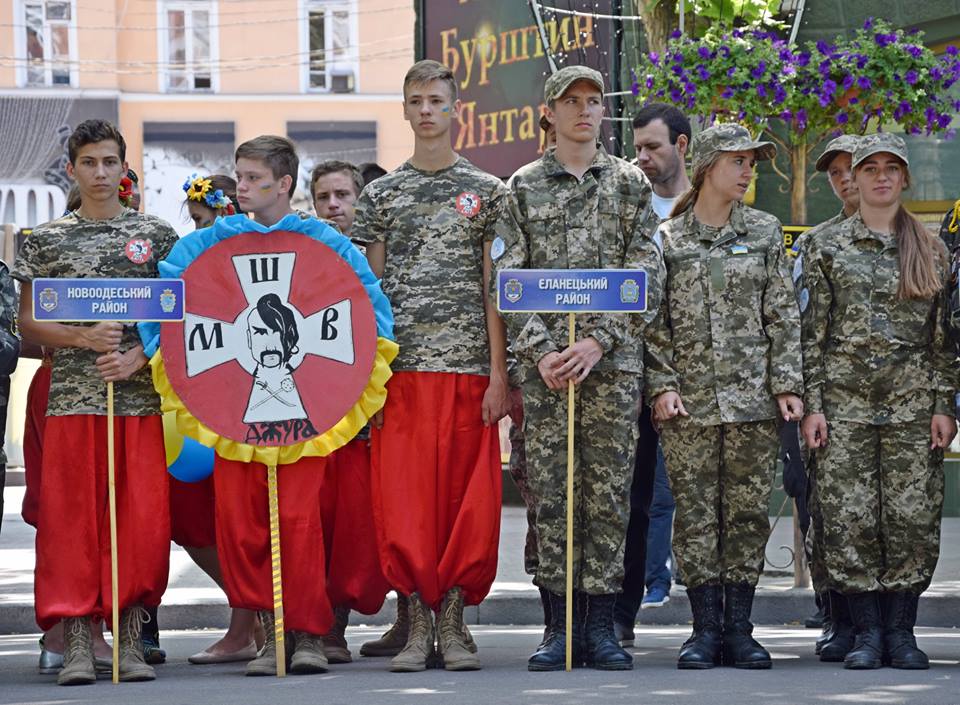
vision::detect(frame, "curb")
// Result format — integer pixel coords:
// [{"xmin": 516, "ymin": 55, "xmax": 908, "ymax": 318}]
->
[{"xmin": 3, "ymin": 589, "xmax": 958, "ymax": 634}]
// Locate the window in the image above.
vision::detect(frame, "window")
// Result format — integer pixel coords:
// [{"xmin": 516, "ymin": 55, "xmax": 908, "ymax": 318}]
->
[
  {"xmin": 304, "ymin": 1, "xmax": 357, "ymax": 93},
  {"xmin": 159, "ymin": 1, "xmax": 217, "ymax": 92},
  {"xmin": 20, "ymin": 0, "xmax": 75, "ymax": 87}
]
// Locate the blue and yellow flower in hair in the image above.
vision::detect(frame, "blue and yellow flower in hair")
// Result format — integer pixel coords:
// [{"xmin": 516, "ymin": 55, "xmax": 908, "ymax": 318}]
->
[{"xmin": 183, "ymin": 173, "xmax": 213, "ymax": 203}]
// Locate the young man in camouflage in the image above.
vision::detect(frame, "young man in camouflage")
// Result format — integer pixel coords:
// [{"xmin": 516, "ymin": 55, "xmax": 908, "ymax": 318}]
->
[
  {"xmin": 309, "ymin": 160, "xmax": 391, "ymax": 664},
  {"xmin": 142, "ymin": 135, "xmax": 336, "ymax": 677},
  {"xmin": 14, "ymin": 119, "xmax": 178, "ymax": 685},
  {"xmin": 646, "ymin": 124, "xmax": 803, "ymax": 670},
  {"xmin": 494, "ymin": 65, "xmax": 663, "ymax": 672},
  {"xmin": 352, "ymin": 59, "xmax": 511, "ymax": 673}
]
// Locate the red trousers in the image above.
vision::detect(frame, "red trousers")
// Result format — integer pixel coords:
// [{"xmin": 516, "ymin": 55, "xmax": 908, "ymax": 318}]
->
[
  {"xmin": 169, "ymin": 475, "xmax": 216, "ymax": 548},
  {"xmin": 214, "ymin": 457, "xmax": 332, "ymax": 634},
  {"xmin": 34, "ymin": 415, "xmax": 170, "ymax": 631},
  {"xmin": 320, "ymin": 438, "xmax": 390, "ymax": 615},
  {"xmin": 371, "ymin": 371, "xmax": 502, "ymax": 610},
  {"xmin": 21, "ymin": 363, "xmax": 51, "ymax": 528}
]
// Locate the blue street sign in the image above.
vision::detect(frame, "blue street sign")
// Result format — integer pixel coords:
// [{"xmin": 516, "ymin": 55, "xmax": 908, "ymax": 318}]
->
[
  {"xmin": 33, "ymin": 278, "xmax": 185, "ymax": 322},
  {"xmin": 497, "ymin": 269, "xmax": 647, "ymax": 313}
]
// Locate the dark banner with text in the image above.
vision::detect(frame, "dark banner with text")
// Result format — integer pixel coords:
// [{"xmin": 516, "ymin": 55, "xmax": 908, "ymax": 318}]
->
[{"xmin": 422, "ymin": 0, "xmax": 616, "ymax": 178}]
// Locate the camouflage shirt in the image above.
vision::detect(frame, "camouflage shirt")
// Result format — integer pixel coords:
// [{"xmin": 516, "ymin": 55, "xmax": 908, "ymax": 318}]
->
[
  {"xmin": 645, "ymin": 202, "xmax": 803, "ymax": 424},
  {"xmin": 799, "ymin": 214, "xmax": 956, "ymax": 423},
  {"xmin": 13, "ymin": 209, "xmax": 179, "ymax": 416},
  {"xmin": 352, "ymin": 156, "xmax": 506, "ymax": 375},
  {"xmin": 791, "ymin": 209, "xmax": 847, "ymax": 257},
  {"xmin": 493, "ymin": 146, "xmax": 663, "ymax": 380}
]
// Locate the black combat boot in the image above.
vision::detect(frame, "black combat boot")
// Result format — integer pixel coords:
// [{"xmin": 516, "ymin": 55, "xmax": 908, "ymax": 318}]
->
[
  {"xmin": 814, "ymin": 591, "xmax": 834, "ymax": 655},
  {"xmin": 881, "ymin": 591, "xmax": 929, "ymax": 670},
  {"xmin": 538, "ymin": 587, "xmax": 552, "ymax": 646},
  {"xmin": 584, "ymin": 594, "xmax": 632, "ymax": 670},
  {"xmin": 721, "ymin": 583, "xmax": 771, "ymax": 669},
  {"xmin": 819, "ymin": 590, "xmax": 855, "ymax": 662},
  {"xmin": 844, "ymin": 591, "xmax": 884, "ymax": 669},
  {"xmin": 528, "ymin": 591, "xmax": 566, "ymax": 671},
  {"xmin": 678, "ymin": 584, "xmax": 723, "ymax": 669}
]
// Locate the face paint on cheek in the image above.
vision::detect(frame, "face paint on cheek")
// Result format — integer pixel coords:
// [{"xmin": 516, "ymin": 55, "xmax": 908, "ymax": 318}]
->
[
  {"xmin": 441, "ymin": 106, "xmax": 450, "ymax": 114},
  {"xmin": 260, "ymin": 183, "xmax": 273, "ymax": 191}
]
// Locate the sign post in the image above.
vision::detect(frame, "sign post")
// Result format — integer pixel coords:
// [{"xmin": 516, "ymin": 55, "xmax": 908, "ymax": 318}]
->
[
  {"xmin": 33, "ymin": 277, "xmax": 185, "ymax": 683},
  {"xmin": 497, "ymin": 269, "xmax": 647, "ymax": 672}
]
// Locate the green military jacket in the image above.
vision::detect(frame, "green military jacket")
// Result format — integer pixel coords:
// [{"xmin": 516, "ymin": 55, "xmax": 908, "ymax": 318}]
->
[
  {"xmin": 800, "ymin": 214, "xmax": 956, "ymax": 423},
  {"xmin": 493, "ymin": 146, "xmax": 663, "ymax": 380},
  {"xmin": 645, "ymin": 202, "xmax": 803, "ymax": 424}
]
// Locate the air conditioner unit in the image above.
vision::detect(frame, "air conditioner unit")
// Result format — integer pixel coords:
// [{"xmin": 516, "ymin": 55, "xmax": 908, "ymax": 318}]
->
[{"xmin": 330, "ymin": 68, "xmax": 355, "ymax": 93}]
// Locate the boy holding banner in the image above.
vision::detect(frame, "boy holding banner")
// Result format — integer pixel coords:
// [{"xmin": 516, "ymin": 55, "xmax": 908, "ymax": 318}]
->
[
  {"xmin": 353, "ymin": 59, "xmax": 511, "ymax": 673},
  {"xmin": 13, "ymin": 119, "xmax": 178, "ymax": 685},
  {"xmin": 493, "ymin": 66, "xmax": 663, "ymax": 671}
]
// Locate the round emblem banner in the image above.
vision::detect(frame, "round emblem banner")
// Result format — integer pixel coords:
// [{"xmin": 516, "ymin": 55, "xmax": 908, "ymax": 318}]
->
[{"xmin": 160, "ymin": 231, "xmax": 378, "ymax": 450}]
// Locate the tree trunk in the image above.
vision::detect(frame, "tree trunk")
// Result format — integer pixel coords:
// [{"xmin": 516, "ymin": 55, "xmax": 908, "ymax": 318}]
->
[
  {"xmin": 790, "ymin": 140, "xmax": 807, "ymax": 225},
  {"xmin": 637, "ymin": 0, "xmax": 680, "ymax": 55}
]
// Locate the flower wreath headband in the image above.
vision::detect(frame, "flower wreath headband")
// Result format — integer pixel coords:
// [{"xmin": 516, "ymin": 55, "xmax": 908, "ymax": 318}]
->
[{"xmin": 183, "ymin": 173, "xmax": 236, "ymax": 215}]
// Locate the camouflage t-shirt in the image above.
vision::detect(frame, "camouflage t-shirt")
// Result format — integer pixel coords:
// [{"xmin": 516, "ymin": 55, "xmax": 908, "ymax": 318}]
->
[
  {"xmin": 13, "ymin": 209, "xmax": 179, "ymax": 416},
  {"xmin": 352, "ymin": 156, "xmax": 507, "ymax": 375}
]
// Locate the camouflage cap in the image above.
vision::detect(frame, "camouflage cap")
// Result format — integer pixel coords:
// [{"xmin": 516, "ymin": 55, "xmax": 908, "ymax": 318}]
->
[
  {"xmin": 691, "ymin": 123, "xmax": 777, "ymax": 172},
  {"xmin": 544, "ymin": 66, "xmax": 605, "ymax": 103},
  {"xmin": 815, "ymin": 134, "xmax": 861, "ymax": 172},
  {"xmin": 852, "ymin": 132, "xmax": 909, "ymax": 168}
]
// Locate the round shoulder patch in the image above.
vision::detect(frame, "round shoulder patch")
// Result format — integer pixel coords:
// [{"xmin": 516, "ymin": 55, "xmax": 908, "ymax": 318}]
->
[
  {"xmin": 491, "ymin": 236, "xmax": 506, "ymax": 260},
  {"xmin": 798, "ymin": 287, "xmax": 810, "ymax": 313},
  {"xmin": 125, "ymin": 238, "xmax": 153, "ymax": 264},
  {"xmin": 455, "ymin": 192, "xmax": 482, "ymax": 218},
  {"xmin": 792, "ymin": 253, "xmax": 803, "ymax": 283}
]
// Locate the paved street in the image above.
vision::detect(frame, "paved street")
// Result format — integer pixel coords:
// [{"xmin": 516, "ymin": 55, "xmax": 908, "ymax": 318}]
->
[{"xmin": 2, "ymin": 626, "xmax": 959, "ymax": 705}]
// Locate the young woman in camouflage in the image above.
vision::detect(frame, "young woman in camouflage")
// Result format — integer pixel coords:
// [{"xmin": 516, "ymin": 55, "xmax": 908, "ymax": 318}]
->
[
  {"xmin": 799, "ymin": 133, "xmax": 957, "ymax": 670},
  {"xmin": 645, "ymin": 123, "xmax": 804, "ymax": 670}
]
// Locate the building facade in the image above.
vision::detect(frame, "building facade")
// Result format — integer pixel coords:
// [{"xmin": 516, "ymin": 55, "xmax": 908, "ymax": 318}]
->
[{"xmin": 0, "ymin": 0, "xmax": 416, "ymax": 232}]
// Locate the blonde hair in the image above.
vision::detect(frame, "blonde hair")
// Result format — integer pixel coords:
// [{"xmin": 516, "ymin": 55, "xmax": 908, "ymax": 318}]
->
[
  {"xmin": 894, "ymin": 203, "xmax": 944, "ymax": 300},
  {"xmin": 669, "ymin": 150, "xmax": 724, "ymax": 218}
]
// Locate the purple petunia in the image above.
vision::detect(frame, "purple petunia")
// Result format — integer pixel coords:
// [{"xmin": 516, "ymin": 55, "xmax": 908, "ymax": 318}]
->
[
  {"xmin": 696, "ymin": 65, "xmax": 710, "ymax": 80},
  {"xmin": 905, "ymin": 45, "xmax": 923, "ymax": 58},
  {"xmin": 698, "ymin": 46, "xmax": 712, "ymax": 60},
  {"xmin": 863, "ymin": 17, "xmax": 874, "ymax": 30},
  {"xmin": 773, "ymin": 84, "xmax": 787, "ymax": 104},
  {"xmin": 648, "ymin": 51, "xmax": 660, "ymax": 65},
  {"xmin": 757, "ymin": 84, "xmax": 768, "ymax": 98},
  {"xmin": 645, "ymin": 75, "xmax": 655, "ymax": 89},
  {"xmin": 670, "ymin": 29, "xmax": 682, "ymax": 39},
  {"xmin": 780, "ymin": 109, "xmax": 793, "ymax": 121},
  {"xmin": 905, "ymin": 70, "xmax": 918, "ymax": 85},
  {"xmin": 842, "ymin": 74, "xmax": 855, "ymax": 90},
  {"xmin": 727, "ymin": 67, "xmax": 736, "ymax": 77},
  {"xmin": 631, "ymin": 81, "xmax": 640, "ymax": 96},
  {"xmin": 751, "ymin": 61, "xmax": 767, "ymax": 79},
  {"xmin": 947, "ymin": 46, "xmax": 958, "ymax": 56},
  {"xmin": 857, "ymin": 76, "xmax": 872, "ymax": 90},
  {"xmin": 797, "ymin": 52, "xmax": 811, "ymax": 67},
  {"xmin": 836, "ymin": 112, "xmax": 849, "ymax": 124},
  {"xmin": 875, "ymin": 33, "xmax": 897, "ymax": 48}
]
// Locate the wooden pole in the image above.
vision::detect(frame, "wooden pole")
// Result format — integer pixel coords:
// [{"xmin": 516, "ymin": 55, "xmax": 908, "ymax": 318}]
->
[
  {"xmin": 107, "ymin": 381, "xmax": 119, "ymax": 684},
  {"xmin": 564, "ymin": 312, "xmax": 575, "ymax": 672},
  {"xmin": 267, "ymin": 464, "xmax": 286, "ymax": 677}
]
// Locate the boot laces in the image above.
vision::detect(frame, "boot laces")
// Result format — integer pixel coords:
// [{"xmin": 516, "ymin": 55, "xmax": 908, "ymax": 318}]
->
[
  {"xmin": 408, "ymin": 596, "xmax": 432, "ymax": 645},
  {"xmin": 439, "ymin": 592, "xmax": 463, "ymax": 645},
  {"xmin": 65, "ymin": 618, "xmax": 93, "ymax": 663}
]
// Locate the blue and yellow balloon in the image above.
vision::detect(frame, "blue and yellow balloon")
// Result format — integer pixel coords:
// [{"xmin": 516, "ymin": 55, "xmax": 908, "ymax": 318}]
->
[{"xmin": 163, "ymin": 411, "xmax": 215, "ymax": 482}]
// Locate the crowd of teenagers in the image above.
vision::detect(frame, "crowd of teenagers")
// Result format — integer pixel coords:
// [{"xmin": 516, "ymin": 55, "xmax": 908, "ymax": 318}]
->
[{"xmin": 4, "ymin": 58, "xmax": 960, "ymax": 686}]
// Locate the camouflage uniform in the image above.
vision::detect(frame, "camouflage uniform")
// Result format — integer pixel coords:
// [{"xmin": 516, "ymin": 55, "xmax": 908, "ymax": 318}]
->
[
  {"xmin": 494, "ymin": 146, "xmax": 662, "ymax": 594},
  {"xmin": 13, "ymin": 210, "xmax": 178, "ymax": 416},
  {"xmin": 799, "ymin": 207, "xmax": 955, "ymax": 594},
  {"xmin": 645, "ymin": 198, "xmax": 803, "ymax": 589},
  {"xmin": 0, "ymin": 260, "xmax": 21, "ymax": 532}
]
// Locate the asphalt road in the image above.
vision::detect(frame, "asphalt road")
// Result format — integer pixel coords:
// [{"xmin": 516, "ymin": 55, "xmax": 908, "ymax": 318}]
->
[{"xmin": 2, "ymin": 625, "xmax": 959, "ymax": 705}]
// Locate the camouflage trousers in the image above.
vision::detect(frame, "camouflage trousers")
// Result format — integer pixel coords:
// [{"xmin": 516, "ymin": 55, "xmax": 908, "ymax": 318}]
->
[
  {"xmin": 506, "ymin": 388, "xmax": 538, "ymax": 575},
  {"xmin": 521, "ymin": 370, "xmax": 640, "ymax": 595},
  {"xmin": 813, "ymin": 419, "xmax": 944, "ymax": 594},
  {"xmin": 659, "ymin": 417, "xmax": 777, "ymax": 589},
  {"xmin": 804, "ymin": 453, "xmax": 829, "ymax": 593}
]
